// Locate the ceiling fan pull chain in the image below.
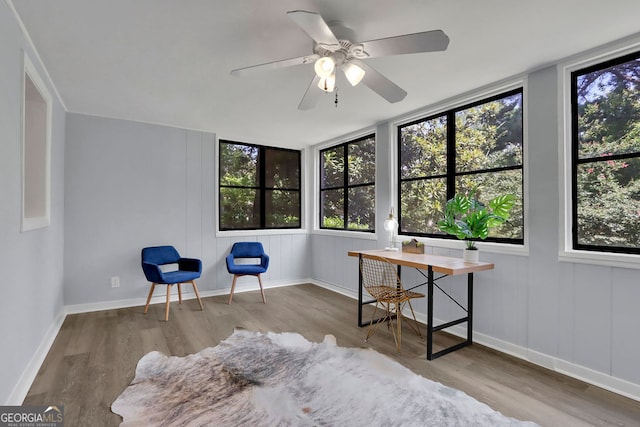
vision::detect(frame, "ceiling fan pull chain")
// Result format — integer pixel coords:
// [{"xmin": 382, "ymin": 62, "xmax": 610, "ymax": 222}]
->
[{"xmin": 335, "ymin": 87, "xmax": 339, "ymax": 108}]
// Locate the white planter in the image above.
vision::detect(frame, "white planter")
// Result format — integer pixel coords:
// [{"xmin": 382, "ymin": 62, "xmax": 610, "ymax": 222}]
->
[{"xmin": 463, "ymin": 248, "xmax": 479, "ymax": 263}]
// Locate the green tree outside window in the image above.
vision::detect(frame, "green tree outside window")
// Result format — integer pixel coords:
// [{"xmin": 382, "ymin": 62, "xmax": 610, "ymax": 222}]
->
[
  {"xmin": 399, "ymin": 89, "xmax": 524, "ymax": 244},
  {"xmin": 320, "ymin": 135, "xmax": 376, "ymax": 231}
]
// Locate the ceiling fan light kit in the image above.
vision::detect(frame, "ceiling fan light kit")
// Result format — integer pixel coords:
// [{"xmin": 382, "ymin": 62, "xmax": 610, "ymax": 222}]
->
[
  {"xmin": 314, "ymin": 56, "xmax": 335, "ymax": 78},
  {"xmin": 342, "ymin": 60, "xmax": 366, "ymax": 86},
  {"xmin": 317, "ymin": 73, "xmax": 336, "ymax": 92},
  {"xmin": 230, "ymin": 10, "xmax": 449, "ymax": 109}
]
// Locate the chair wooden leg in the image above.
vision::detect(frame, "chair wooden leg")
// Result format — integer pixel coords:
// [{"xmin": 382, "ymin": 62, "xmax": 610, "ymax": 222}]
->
[
  {"xmin": 144, "ymin": 283, "xmax": 156, "ymax": 314},
  {"xmin": 177, "ymin": 283, "xmax": 183, "ymax": 304},
  {"xmin": 191, "ymin": 280, "xmax": 204, "ymax": 311},
  {"xmin": 257, "ymin": 274, "xmax": 266, "ymax": 303},
  {"xmin": 228, "ymin": 275, "xmax": 238, "ymax": 304},
  {"xmin": 165, "ymin": 284, "xmax": 172, "ymax": 321}
]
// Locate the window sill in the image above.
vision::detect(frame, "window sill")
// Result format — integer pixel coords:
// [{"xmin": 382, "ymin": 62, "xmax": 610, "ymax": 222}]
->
[
  {"xmin": 397, "ymin": 235, "xmax": 529, "ymax": 256},
  {"xmin": 559, "ymin": 249, "xmax": 640, "ymax": 270},
  {"xmin": 22, "ymin": 216, "xmax": 50, "ymax": 232},
  {"xmin": 312, "ymin": 229, "xmax": 377, "ymax": 240},
  {"xmin": 216, "ymin": 228, "xmax": 308, "ymax": 238}
]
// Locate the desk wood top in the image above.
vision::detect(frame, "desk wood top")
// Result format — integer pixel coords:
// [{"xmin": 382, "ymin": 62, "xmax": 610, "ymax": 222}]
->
[{"xmin": 348, "ymin": 249, "xmax": 494, "ymax": 275}]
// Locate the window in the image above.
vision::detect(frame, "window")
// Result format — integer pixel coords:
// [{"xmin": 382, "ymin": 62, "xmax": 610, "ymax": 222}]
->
[
  {"xmin": 398, "ymin": 89, "xmax": 524, "ymax": 244},
  {"xmin": 22, "ymin": 53, "xmax": 52, "ymax": 232},
  {"xmin": 571, "ymin": 51, "xmax": 640, "ymax": 254},
  {"xmin": 320, "ymin": 134, "xmax": 375, "ymax": 231},
  {"xmin": 219, "ymin": 140, "xmax": 301, "ymax": 230}
]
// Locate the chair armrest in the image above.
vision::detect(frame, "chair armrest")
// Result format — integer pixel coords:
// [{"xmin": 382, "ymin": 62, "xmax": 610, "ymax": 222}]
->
[
  {"xmin": 142, "ymin": 262, "xmax": 164, "ymax": 283},
  {"xmin": 179, "ymin": 257, "xmax": 202, "ymax": 273},
  {"xmin": 261, "ymin": 254, "xmax": 270, "ymax": 270},
  {"xmin": 225, "ymin": 254, "xmax": 236, "ymax": 272}
]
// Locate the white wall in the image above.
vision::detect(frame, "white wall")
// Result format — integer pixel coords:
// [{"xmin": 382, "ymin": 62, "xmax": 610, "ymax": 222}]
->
[
  {"xmin": 310, "ymin": 62, "xmax": 640, "ymax": 399},
  {"xmin": 64, "ymin": 113, "xmax": 311, "ymax": 310},
  {"xmin": 0, "ymin": 1, "xmax": 66, "ymax": 404}
]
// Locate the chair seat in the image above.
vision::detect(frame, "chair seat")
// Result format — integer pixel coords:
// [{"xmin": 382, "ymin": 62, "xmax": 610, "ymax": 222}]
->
[
  {"xmin": 227, "ymin": 265, "xmax": 267, "ymax": 275},
  {"xmin": 160, "ymin": 270, "xmax": 201, "ymax": 284},
  {"xmin": 369, "ymin": 286, "xmax": 423, "ymax": 302}
]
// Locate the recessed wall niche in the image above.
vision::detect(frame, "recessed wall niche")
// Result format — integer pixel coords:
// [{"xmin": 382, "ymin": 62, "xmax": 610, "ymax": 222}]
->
[{"xmin": 22, "ymin": 52, "xmax": 52, "ymax": 231}]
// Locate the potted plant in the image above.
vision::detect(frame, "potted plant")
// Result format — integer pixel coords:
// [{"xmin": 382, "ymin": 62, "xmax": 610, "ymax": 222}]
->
[{"xmin": 437, "ymin": 187, "xmax": 515, "ymax": 262}]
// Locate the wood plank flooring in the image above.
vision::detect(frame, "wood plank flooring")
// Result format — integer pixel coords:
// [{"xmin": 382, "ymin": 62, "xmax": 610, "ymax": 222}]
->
[{"xmin": 23, "ymin": 284, "xmax": 640, "ymax": 426}]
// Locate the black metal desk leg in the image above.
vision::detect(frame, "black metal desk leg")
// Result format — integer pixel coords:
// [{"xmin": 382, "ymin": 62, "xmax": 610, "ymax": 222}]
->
[
  {"xmin": 467, "ymin": 272, "xmax": 473, "ymax": 345},
  {"xmin": 358, "ymin": 254, "xmax": 364, "ymax": 326},
  {"xmin": 427, "ymin": 266, "xmax": 434, "ymax": 360}
]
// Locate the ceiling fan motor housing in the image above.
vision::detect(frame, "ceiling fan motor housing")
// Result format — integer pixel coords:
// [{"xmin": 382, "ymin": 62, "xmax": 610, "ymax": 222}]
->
[{"xmin": 313, "ymin": 23, "xmax": 369, "ymax": 67}]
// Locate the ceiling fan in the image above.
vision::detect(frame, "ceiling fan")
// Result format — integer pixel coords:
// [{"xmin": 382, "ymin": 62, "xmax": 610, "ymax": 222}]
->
[{"xmin": 230, "ymin": 10, "xmax": 449, "ymax": 110}]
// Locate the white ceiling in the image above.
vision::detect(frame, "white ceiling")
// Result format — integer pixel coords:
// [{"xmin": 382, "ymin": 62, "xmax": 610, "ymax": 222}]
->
[{"xmin": 10, "ymin": 0, "xmax": 640, "ymax": 149}]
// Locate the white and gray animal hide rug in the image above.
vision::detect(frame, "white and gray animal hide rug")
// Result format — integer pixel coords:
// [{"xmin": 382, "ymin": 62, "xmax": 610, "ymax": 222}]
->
[{"xmin": 111, "ymin": 329, "xmax": 537, "ymax": 426}]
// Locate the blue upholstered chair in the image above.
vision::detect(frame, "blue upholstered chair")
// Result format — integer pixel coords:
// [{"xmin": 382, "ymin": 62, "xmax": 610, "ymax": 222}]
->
[
  {"xmin": 141, "ymin": 245, "xmax": 204, "ymax": 321},
  {"xmin": 225, "ymin": 242, "xmax": 269, "ymax": 304}
]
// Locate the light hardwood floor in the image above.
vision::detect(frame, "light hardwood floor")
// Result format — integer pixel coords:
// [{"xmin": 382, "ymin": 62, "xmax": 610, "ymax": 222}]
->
[{"xmin": 24, "ymin": 284, "xmax": 640, "ymax": 426}]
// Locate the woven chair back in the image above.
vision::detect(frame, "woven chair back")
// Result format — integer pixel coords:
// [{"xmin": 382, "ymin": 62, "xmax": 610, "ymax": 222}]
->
[{"xmin": 359, "ymin": 255, "xmax": 404, "ymax": 300}]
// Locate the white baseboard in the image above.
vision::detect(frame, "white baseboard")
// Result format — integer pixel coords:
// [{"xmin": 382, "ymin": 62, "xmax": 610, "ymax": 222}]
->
[
  {"xmin": 6, "ymin": 309, "xmax": 66, "ymax": 405},
  {"xmin": 311, "ymin": 279, "xmax": 359, "ymax": 300},
  {"xmin": 64, "ymin": 279, "xmax": 311, "ymax": 315},
  {"xmin": 554, "ymin": 357, "xmax": 640, "ymax": 402},
  {"xmin": 309, "ymin": 279, "xmax": 640, "ymax": 402},
  {"xmin": 474, "ymin": 331, "xmax": 640, "ymax": 402}
]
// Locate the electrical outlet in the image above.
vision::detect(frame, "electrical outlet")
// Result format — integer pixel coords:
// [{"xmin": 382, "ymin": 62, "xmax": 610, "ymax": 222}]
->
[{"xmin": 111, "ymin": 276, "xmax": 120, "ymax": 288}]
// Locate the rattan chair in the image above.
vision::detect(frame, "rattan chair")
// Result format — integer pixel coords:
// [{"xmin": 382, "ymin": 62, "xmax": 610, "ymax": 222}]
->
[{"xmin": 360, "ymin": 255, "xmax": 424, "ymax": 352}]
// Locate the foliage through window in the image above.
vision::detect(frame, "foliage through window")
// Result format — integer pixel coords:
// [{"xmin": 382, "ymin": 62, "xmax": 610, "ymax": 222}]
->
[
  {"xmin": 320, "ymin": 134, "xmax": 375, "ymax": 231},
  {"xmin": 571, "ymin": 51, "xmax": 640, "ymax": 254},
  {"xmin": 219, "ymin": 140, "xmax": 300, "ymax": 230},
  {"xmin": 398, "ymin": 89, "xmax": 524, "ymax": 244}
]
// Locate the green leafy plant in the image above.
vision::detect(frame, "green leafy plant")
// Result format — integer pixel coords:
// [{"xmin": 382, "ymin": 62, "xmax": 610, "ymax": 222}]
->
[{"xmin": 437, "ymin": 187, "xmax": 515, "ymax": 249}]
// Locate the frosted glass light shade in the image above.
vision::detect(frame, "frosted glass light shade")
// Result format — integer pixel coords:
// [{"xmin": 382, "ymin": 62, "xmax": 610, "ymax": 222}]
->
[
  {"xmin": 343, "ymin": 61, "xmax": 366, "ymax": 86},
  {"xmin": 314, "ymin": 57, "xmax": 335, "ymax": 78},
  {"xmin": 383, "ymin": 208, "xmax": 399, "ymax": 251},
  {"xmin": 317, "ymin": 73, "xmax": 336, "ymax": 92},
  {"xmin": 383, "ymin": 216, "xmax": 398, "ymax": 232}
]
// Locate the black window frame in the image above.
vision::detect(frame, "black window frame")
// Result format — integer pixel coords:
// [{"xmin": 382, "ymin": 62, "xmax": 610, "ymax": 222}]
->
[
  {"xmin": 319, "ymin": 133, "xmax": 376, "ymax": 232},
  {"xmin": 570, "ymin": 50, "xmax": 640, "ymax": 255},
  {"xmin": 397, "ymin": 88, "xmax": 525, "ymax": 245},
  {"xmin": 218, "ymin": 139, "xmax": 301, "ymax": 231}
]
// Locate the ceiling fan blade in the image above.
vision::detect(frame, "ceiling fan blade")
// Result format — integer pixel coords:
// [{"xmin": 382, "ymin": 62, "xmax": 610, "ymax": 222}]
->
[
  {"xmin": 361, "ymin": 30, "xmax": 449, "ymax": 58},
  {"xmin": 287, "ymin": 10, "xmax": 340, "ymax": 48},
  {"xmin": 360, "ymin": 62, "xmax": 407, "ymax": 103},
  {"xmin": 231, "ymin": 54, "xmax": 318, "ymax": 76},
  {"xmin": 298, "ymin": 75, "xmax": 322, "ymax": 110}
]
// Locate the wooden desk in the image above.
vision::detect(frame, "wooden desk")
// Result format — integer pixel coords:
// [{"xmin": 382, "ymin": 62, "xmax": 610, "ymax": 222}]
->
[{"xmin": 348, "ymin": 249, "xmax": 494, "ymax": 360}]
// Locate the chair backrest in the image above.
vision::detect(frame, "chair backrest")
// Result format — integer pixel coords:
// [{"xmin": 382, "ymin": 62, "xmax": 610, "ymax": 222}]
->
[
  {"xmin": 359, "ymin": 255, "xmax": 403, "ymax": 300},
  {"xmin": 230, "ymin": 242, "xmax": 265, "ymax": 258},
  {"xmin": 141, "ymin": 246, "xmax": 180, "ymax": 265}
]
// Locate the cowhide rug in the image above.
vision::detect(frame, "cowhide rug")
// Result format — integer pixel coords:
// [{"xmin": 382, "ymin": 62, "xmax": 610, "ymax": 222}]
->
[{"xmin": 112, "ymin": 329, "xmax": 537, "ymax": 426}]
